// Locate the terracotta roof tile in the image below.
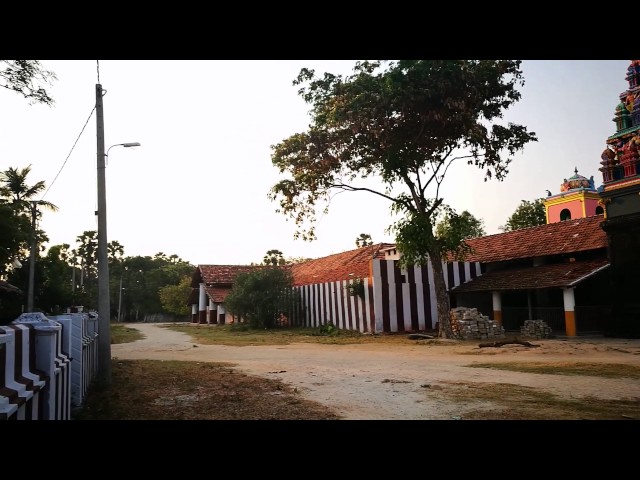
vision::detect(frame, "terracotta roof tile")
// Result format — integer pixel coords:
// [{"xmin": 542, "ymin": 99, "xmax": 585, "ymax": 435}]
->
[
  {"xmin": 291, "ymin": 243, "xmax": 394, "ymax": 286},
  {"xmin": 463, "ymin": 216, "xmax": 607, "ymax": 263},
  {"xmin": 193, "ymin": 264, "xmax": 266, "ymax": 287},
  {"xmin": 205, "ymin": 287, "xmax": 231, "ymax": 303},
  {"xmin": 451, "ymin": 258, "xmax": 610, "ymax": 293}
]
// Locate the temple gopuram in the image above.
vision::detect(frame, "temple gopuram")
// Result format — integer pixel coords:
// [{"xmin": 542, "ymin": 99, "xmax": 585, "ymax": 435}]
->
[
  {"xmin": 543, "ymin": 167, "xmax": 602, "ymax": 223},
  {"xmin": 598, "ymin": 60, "xmax": 640, "ymax": 337}
]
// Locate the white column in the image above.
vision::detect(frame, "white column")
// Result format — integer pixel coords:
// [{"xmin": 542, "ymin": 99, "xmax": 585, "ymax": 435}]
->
[
  {"xmin": 198, "ymin": 283, "xmax": 207, "ymax": 323},
  {"xmin": 563, "ymin": 287, "xmax": 577, "ymax": 337},
  {"xmin": 492, "ymin": 291, "xmax": 502, "ymax": 325},
  {"xmin": 207, "ymin": 298, "xmax": 214, "ymax": 323}
]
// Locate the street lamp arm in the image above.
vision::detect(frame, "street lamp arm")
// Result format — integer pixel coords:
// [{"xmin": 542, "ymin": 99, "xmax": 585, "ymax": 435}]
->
[
  {"xmin": 106, "ymin": 142, "xmax": 141, "ymax": 157},
  {"xmin": 96, "ymin": 121, "xmax": 141, "ymax": 382}
]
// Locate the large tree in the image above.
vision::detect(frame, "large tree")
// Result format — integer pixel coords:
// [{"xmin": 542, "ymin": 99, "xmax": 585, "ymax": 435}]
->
[
  {"xmin": 117, "ymin": 253, "xmax": 194, "ymax": 322},
  {"xmin": 0, "ymin": 165, "xmax": 56, "ymax": 210},
  {"xmin": 224, "ymin": 267, "xmax": 298, "ymax": 329},
  {"xmin": 501, "ymin": 198, "xmax": 546, "ymax": 232},
  {"xmin": 0, "ymin": 202, "xmax": 30, "ymax": 276},
  {"xmin": 39, "ymin": 244, "xmax": 74, "ymax": 314},
  {"xmin": 0, "ymin": 60, "xmax": 57, "ymax": 106},
  {"xmin": 269, "ymin": 60, "xmax": 537, "ymax": 338},
  {"xmin": 0, "ymin": 166, "xmax": 58, "ymax": 309},
  {"xmin": 158, "ymin": 276, "xmax": 192, "ymax": 317},
  {"xmin": 0, "ymin": 165, "xmax": 59, "ymax": 252},
  {"xmin": 434, "ymin": 209, "xmax": 487, "ymax": 260}
]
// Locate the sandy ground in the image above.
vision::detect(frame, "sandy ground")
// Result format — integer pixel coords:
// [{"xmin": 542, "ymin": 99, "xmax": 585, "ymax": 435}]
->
[{"xmin": 111, "ymin": 323, "xmax": 640, "ymax": 420}]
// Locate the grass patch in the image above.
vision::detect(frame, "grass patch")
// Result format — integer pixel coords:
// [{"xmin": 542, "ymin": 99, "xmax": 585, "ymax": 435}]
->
[
  {"xmin": 73, "ymin": 359, "xmax": 342, "ymax": 420},
  {"xmin": 162, "ymin": 323, "xmax": 422, "ymax": 346},
  {"xmin": 467, "ymin": 362, "xmax": 640, "ymax": 379},
  {"xmin": 426, "ymin": 381, "xmax": 640, "ymax": 420},
  {"xmin": 110, "ymin": 323, "xmax": 145, "ymax": 344}
]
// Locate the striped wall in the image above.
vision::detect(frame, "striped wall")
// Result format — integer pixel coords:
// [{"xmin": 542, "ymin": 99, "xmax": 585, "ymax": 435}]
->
[
  {"xmin": 292, "ymin": 278, "xmax": 375, "ymax": 333},
  {"xmin": 372, "ymin": 259, "xmax": 482, "ymax": 332},
  {"xmin": 292, "ymin": 259, "xmax": 482, "ymax": 333}
]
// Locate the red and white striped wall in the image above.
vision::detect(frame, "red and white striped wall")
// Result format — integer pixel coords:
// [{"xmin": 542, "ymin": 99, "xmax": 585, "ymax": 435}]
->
[
  {"xmin": 292, "ymin": 278, "xmax": 375, "ymax": 332},
  {"xmin": 293, "ymin": 258, "xmax": 482, "ymax": 333}
]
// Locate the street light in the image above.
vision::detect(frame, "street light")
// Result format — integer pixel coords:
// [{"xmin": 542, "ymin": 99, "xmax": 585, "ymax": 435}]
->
[
  {"xmin": 107, "ymin": 142, "xmax": 141, "ymax": 158},
  {"xmin": 98, "ymin": 140, "xmax": 140, "ymax": 354},
  {"xmin": 97, "ymin": 140, "xmax": 140, "ymax": 382}
]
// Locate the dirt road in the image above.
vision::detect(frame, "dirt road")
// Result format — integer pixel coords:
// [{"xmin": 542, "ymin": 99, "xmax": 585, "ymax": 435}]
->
[{"xmin": 112, "ymin": 323, "xmax": 640, "ymax": 420}]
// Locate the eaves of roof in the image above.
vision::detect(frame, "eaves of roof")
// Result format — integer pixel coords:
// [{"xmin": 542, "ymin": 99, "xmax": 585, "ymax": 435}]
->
[
  {"xmin": 451, "ymin": 258, "xmax": 610, "ymax": 293},
  {"xmin": 463, "ymin": 216, "xmax": 607, "ymax": 263}
]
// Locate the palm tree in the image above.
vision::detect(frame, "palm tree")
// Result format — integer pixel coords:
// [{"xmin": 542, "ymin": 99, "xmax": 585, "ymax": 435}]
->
[
  {"xmin": 0, "ymin": 165, "xmax": 58, "ymax": 262},
  {"xmin": 0, "ymin": 165, "xmax": 58, "ymax": 213},
  {"xmin": 0, "ymin": 165, "xmax": 58, "ymax": 311},
  {"xmin": 355, "ymin": 233, "xmax": 373, "ymax": 248},
  {"xmin": 108, "ymin": 240, "xmax": 125, "ymax": 263},
  {"xmin": 263, "ymin": 249, "xmax": 285, "ymax": 266},
  {"xmin": 76, "ymin": 231, "xmax": 98, "ymax": 279}
]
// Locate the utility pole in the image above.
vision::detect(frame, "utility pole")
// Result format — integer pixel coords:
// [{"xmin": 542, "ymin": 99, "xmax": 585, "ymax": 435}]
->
[
  {"xmin": 27, "ymin": 200, "xmax": 40, "ymax": 312},
  {"xmin": 96, "ymin": 83, "xmax": 111, "ymax": 384}
]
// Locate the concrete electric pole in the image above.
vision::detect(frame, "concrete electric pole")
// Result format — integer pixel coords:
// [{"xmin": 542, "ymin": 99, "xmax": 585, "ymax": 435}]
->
[
  {"xmin": 96, "ymin": 83, "xmax": 111, "ymax": 384},
  {"xmin": 26, "ymin": 200, "xmax": 41, "ymax": 312}
]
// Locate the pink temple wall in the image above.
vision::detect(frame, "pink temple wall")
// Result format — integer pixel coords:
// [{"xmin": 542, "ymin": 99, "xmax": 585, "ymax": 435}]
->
[{"xmin": 547, "ymin": 198, "xmax": 601, "ymax": 223}]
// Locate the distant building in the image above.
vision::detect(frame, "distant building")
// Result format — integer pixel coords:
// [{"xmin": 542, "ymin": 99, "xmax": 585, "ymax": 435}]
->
[{"xmin": 188, "ymin": 61, "xmax": 640, "ymax": 338}]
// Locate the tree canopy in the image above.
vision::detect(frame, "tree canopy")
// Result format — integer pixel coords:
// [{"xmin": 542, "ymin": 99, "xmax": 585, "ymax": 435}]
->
[
  {"xmin": 1, "ymin": 227, "xmax": 195, "ymax": 323},
  {"xmin": 355, "ymin": 233, "xmax": 373, "ymax": 248},
  {"xmin": 263, "ymin": 249, "xmax": 286, "ymax": 266},
  {"xmin": 501, "ymin": 198, "xmax": 546, "ymax": 231},
  {"xmin": 0, "ymin": 165, "xmax": 57, "ymax": 278},
  {"xmin": 434, "ymin": 209, "xmax": 486, "ymax": 260},
  {"xmin": 0, "ymin": 60, "xmax": 57, "ymax": 106},
  {"xmin": 159, "ymin": 276, "xmax": 192, "ymax": 316},
  {"xmin": 224, "ymin": 266, "xmax": 298, "ymax": 329},
  {"xmin": 269, "ymin": 60, "xmax": 537, "ymax": 338}
]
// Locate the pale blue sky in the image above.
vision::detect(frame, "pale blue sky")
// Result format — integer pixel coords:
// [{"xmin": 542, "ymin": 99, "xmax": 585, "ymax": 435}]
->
[{"xmin": 0, "ymin": 60, "xmax": 630, "ymax": 265}]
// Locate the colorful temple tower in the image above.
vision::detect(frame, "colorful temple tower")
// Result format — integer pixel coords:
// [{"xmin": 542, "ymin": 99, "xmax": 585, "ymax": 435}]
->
[
  {"xmin": 599, "ymin": 60, "xmax": 640, "ymax": 337},
  {"xmin": 543, "ymin": 167, "xmax": 603, "ymax": 223}
]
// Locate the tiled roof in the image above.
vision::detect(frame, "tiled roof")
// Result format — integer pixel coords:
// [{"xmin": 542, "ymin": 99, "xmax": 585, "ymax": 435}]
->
[
  {"xmin": 290, "ymin": 243, "xmax": 394, "ymax": 286},
  {"xmin": 463, "ymin": 215, "xmax": 607, "ymax": 263},
  {"xmin": 186, "ymin": 286, "xmax": 233, "ymax": 305},
  {"xmin": 188, "ymin": 265, "xmax": 267, "ymax": 305},
  {"xmin": 205, "ymin": 286, "xmax": 231, "ymax": 303},
  {"xmin": 192, "ymin": 264, "xmax": 266, "ymax": 287},
  {"xmin": 451, "ymin": 258, "xmax": 610, "ymax": 293}
]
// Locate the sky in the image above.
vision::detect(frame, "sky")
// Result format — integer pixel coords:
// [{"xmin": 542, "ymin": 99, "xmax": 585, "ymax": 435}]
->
[{"xmin": 0, "ymin": 60, "xmax": 631, "ymax": 266}]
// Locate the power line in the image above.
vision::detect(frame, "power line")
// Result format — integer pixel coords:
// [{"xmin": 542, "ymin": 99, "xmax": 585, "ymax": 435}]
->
[{"xmin": 40, "ymin": 106, "xmax": 96, "ymax": 201}]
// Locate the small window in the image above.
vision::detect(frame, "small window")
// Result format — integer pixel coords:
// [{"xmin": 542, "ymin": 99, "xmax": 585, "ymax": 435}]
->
[
  {"xmin": 560, "ymin": 208, "xmax": 572, "ymax": 221},
  {"xmin": 595, "ymin": 206, "xmax": 604, "ymax": 215}
]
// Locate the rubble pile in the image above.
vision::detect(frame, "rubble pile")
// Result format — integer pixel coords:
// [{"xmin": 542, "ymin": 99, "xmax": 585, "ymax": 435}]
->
[
  {"xmin": 449, "ymin": 307, "xmax": 505, "ymax": 340},
  {"xmin": 520, "ymin": 319, "xmax": 553, "ymax": 339}
]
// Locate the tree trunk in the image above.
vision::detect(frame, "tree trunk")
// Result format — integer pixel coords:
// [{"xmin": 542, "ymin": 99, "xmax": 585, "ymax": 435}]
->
[
  {"xmin": 478, "ymin": 338, "xmax": 539, "ymax": 348},
  {"xmin": 430, "ymin": 250, "xmax": 459, "ymax": 339}
]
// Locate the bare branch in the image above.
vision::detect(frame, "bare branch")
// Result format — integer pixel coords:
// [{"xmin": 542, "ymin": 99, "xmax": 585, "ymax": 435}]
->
[{"xmin": 329, "ymin": 182, "xmax": 413, "ymax": 212}]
